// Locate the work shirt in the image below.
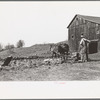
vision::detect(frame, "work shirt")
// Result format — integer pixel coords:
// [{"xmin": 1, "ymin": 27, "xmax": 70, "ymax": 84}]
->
[
  {"xmin": 79, "ymin": 38, "xmax": 90, "ymax": 54},
  {"xmin": 80, "ymin": 38, "xmax": 90, "ymax": 47}
]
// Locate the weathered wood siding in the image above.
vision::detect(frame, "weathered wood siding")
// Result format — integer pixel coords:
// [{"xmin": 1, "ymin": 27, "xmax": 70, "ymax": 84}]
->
[{"xmin": 68, "ymin": 16, "xmax": 100, "ymax": 52}]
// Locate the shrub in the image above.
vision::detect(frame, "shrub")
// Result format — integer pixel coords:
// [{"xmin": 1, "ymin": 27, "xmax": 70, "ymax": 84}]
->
[{"xmin": 16, "ymin": 40, "xmax": 25, "ymax": 48}]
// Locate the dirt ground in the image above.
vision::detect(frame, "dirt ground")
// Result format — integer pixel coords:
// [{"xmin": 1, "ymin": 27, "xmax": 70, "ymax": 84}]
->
[{"xmin": 0, "ymin": 57, "xmax": 100, "ymax": 81}]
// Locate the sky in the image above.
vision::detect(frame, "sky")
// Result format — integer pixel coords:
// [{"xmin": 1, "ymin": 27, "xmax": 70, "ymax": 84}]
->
[{"xmin": 0, "ymin": 1, "xmax": 100, "ymax": 47}]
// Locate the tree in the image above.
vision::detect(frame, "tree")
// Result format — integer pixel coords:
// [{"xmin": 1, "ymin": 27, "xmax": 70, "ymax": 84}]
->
[
  {"xmin": 16, "ymin": 40, "xmax": 25, "ymax": 48},
  {"xmin": 5, "ymin": 44, "xmax": 14, "ymax": 50}
]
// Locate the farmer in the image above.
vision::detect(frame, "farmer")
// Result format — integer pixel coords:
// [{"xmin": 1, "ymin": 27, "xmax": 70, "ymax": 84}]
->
[{"xmin": 79, "ymin": 35, "xmax": 91, "ymax": 62}]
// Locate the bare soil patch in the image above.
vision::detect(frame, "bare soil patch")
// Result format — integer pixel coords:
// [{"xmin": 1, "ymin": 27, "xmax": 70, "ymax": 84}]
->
[{"xmin": 0, "ymin": 58, "xmax": 100, "ymax": 81}]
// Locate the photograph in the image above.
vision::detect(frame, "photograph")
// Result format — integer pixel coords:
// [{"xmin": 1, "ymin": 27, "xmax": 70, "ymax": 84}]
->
[{"xmin": 0, "ymin": 1, "xmax": 100, "ymax": 81}]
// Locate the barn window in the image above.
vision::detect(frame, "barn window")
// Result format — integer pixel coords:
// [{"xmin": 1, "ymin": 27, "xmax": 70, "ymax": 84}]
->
[
  {"xmin": 76, "ymin": 17, "xmax": 78, "ymax": 20},
  {"xmin": 71, "ymin": 35, "xmax": 74, "ymax": 40}
]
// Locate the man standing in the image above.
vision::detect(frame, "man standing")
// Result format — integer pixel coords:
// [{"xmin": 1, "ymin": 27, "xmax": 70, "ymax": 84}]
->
[{"xmin": 79, "ymin": 35, "xmax": 91, "ymax": 62}]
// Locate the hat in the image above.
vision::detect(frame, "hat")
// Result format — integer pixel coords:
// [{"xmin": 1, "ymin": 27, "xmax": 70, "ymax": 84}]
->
[{"xmin": 81, "ymin": 35, "xmax": 84, "ymax": 38}]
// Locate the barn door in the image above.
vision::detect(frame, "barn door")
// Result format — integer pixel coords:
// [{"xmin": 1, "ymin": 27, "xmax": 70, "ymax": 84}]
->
[{"xmin": 88, "ymin": 40, "xmax": 98, "ymax": 54}]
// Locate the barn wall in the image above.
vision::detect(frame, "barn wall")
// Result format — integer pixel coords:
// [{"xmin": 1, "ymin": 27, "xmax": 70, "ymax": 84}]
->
[
  {"xmin": 68, "ymin": 16, "xmax": 87, "ymax": 52},
  {"xmin": 68, "ymin": 27, "xmax": 76, "ymax": 52},
  {"xmin": 68, "ymin": 16, "xmax": 100, "ymax": 52}
]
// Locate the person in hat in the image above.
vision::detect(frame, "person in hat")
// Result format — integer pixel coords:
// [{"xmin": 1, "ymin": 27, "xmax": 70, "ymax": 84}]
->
[{"xmin": 79, "ymin": 34, "xmax": 91, "ymax": 62}]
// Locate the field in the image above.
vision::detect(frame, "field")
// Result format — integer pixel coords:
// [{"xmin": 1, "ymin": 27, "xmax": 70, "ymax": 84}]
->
[{"xmin": 0, "ymin": 43, "xmax": 100, "ymax": 81}]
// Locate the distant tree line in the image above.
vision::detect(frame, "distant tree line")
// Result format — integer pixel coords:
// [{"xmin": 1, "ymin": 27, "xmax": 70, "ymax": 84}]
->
[{"xmin": 0, "ymin": 40, "xmax": 25, "ymax": 52}]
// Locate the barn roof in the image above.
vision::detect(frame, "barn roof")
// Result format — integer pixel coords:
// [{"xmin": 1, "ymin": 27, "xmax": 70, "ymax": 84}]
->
[{"xmin": 67, "ymin": 14, "xmax": 100, "ymax": 28}]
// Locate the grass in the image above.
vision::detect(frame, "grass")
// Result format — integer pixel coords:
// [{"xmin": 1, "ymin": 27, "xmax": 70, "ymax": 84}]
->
[
  {"xmin": 0, "ymin": 43, "xmax": 53, "ymax": 59},
  {"xmin": 0, "ymin": 41, "xmax": 100, "ymax": 81},
  {"xmin": 0, "ymin": 40, "xmax": 68, "ymax": 59},
  {"xmin": 0, "ymin": 52, "xmax": 100, "ymax": 81},
  {"xmin": 0, "ymin": 60, "xmax": 100, "ymax": 81}
]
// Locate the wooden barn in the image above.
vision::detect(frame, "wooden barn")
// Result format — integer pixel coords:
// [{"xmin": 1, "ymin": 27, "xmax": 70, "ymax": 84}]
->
[{"xmin": 67, "ymin": 14, "xmax": 100, "ymax": 52}]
